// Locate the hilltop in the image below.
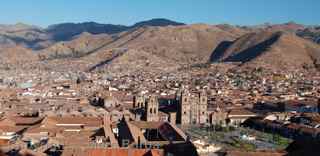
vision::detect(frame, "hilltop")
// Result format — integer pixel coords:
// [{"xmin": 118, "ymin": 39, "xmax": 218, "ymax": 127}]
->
[{"xmin": 210, "ymin": 31, "xmax": 320, "ymax": 70}]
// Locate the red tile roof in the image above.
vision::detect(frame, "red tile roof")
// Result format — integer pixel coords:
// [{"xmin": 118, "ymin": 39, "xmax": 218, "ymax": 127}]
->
[
  {"xmin": 0, "ymin": 116, "xmax": 43, "ymax": 126},
  {"xmin": 0, "ymin": 126, "xmax": 25, "ymax": 133},
  {"xmin": 225, "ymin": 150, "xmax": 286, "ymax": 156},
  {"xmin": 87, "ymin": 149, "xmax": 164, "ymax": 156},
  {"xmin": 45, "ymin": 116, "xmax": 103, "ymax": 127}
]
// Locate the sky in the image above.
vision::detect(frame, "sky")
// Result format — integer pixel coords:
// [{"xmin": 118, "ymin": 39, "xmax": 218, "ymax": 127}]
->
[{"xmin": 0, "ymin": 0, "xmax": 318, "ymax": 27}]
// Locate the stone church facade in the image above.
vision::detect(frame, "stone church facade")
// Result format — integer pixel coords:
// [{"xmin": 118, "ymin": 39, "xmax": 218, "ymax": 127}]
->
[{"xmin": 178, "ymin": 89, "xmax": 208, "ymax": 125}]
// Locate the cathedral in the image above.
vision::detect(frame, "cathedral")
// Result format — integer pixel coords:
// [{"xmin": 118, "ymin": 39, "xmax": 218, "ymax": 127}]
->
[
  {"xmin": 178, "ymin": 89, "xmax": 208, "ymax": 125},
  {"xmin": 132, "ymin": 89, "xmax": 208, "ymax": 125}
]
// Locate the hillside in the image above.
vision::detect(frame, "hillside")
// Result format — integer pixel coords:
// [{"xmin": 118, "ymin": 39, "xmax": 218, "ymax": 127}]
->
[
  {"xmin": 210, "ymin": 31, "xmax": 320, "ymax": 70},
  {"xmin": 297, "ymin": 27, "xmax": 320, "ymax": 44},
  {"xmin": 46, "ymin": 18, "xmax": 185, "ymax": 41},
  {"xmin": 0, "ymin": 46, "xmax": 38, "ymax": 65},
  {"xmin": 87, "ymin": 49, "xmax": 179, "ymax": 75},
  {"xmin": 115, "ymin": 24, "xmax": 242, "ymax": 63},
  {"xmin": 38, "ymin": 32, "xmax": 114, "ymax": 60},
  {"xmin": 0, "ymin": 20, "xmax": 319, "ymax": 73},
  {"xmin": 0, "ymin": 23, "xmax": 50, "ymax": 49},
  {"xmin": 38, "ymin": 24, "xmax": 244, "ymax": 72}
]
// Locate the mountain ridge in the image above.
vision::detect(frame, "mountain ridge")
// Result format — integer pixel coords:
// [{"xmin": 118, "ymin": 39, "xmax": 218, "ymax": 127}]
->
[
  {"xmin": 210, "ymin": 30, "xmax": 320, "ymax": 70},
  {"xmin": 0, "ymin": 19, "xmax": 320, "ymax": 73}
]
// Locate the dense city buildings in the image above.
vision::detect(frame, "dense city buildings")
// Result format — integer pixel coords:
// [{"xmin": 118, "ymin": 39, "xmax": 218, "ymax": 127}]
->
[{"xmin": 1, "ymin": 65, "xmax": 320, "ymax": 156}]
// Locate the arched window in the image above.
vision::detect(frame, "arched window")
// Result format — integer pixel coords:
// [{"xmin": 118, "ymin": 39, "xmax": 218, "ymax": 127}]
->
[
  {"xmin": 154, "ymin": 108, "xmax": 157, "ymax": 114},
  {"xmin": 150, "ymin": 108, "xmax": 153, "ymax": 114}
]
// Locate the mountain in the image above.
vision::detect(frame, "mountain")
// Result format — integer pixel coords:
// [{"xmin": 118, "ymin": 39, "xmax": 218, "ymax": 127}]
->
[
  {"xmin": 39, "ymin": 24, "xmax": 245, "ymax": 64},
  {"xmin": 87, "ymin": 49, "xmax": 180, "ymax": 75},
  {"xmin": 43, "ymin": 23, "xmax": 248, "ymax": 74},
  {"xmin": 83, "ymin": 24, "xmax": 241, "ymax": 73},
  {"xmin": 46, "ymin": 18, "xmax": 185, "ymax": 42},
  {"xmin": 297, "ymin": 27, "xmax": 320, "ymax": 44},
  {"xmin": 111, "ymin": 24, "xmax": 242, "ymax": 63},
  {"xmin": 269, "ymin": 22, "xmax": 305, "ymax": 32},
  {"xmin": 0, "ymin": 23, "xmax": 50, "ymax": 49},
  {"xmin": 131, "ymin": 18, "xmax": 185, "ymax": 28},
  {"xmin": 46, "ymin": 22, "xmax": 127, "ymax": 41},
  {"xmin": 0, "ymin": 46, "xmax": 38, "ymax": 65},
  {"xmin": 210, "ymin": 30, "xmax": 320, "ymax": 70},
  {"xmin": 0, "ymin": 19, "xmax": 319, "ymax": 73},
  {"xmin": 38, "ymin": 32, "xmax": 115, "ymax": 60}
]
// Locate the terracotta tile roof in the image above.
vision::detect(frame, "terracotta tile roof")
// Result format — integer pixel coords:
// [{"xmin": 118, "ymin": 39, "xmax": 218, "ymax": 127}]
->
[
  {"xmin": 284, "ymin": 100, "xmax": 318, "ymax": 107},
  {"xmin": 284, "ymin": 123, "xmax": 300, "ymax": 130},
  {"xmin": 299, "ymin": 126, "xmax": 318, "ymax": 135},
  {"xmin": 24, "ymin": 125, "xmax": 58, "ymax": 134},
  {"xmin": 87, "ymin": 149, "xmax": 164, "ymax": 156},
  {"xmin": 130, "ymin": 121, "xmax": 163, "ymax": 129},
  {"xmin": 158, "ymin": 94, "xmax": 176, "ymax": 100},
  {"xmin": 301, "ymin": 113, "xmax": 320, "ymax": 123},
  {"xmin": 225, "ymin": 150, "xmax": 286, "ymax": 156},
  {"xmin": 228, "ymin": 109, "xmax": 256, "ymax": 116},
  {"xmin": 0, "ymin": 116, "xmax": 43, "ymax": 126},
  {"xmin": 0, "ymin": 126, "xmax": 25, "ymax": 133},
  {"xmin": 45, "ymin": 116, "xmax": 103, "ymax": 127}
]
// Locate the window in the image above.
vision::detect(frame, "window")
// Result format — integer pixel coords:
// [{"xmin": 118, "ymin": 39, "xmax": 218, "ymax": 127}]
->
[
  {"xmin": 184, "ymin": 112, "xmax": 186, "ymax": 114},
  {"xmin": 150, "ymin": 108, "xmax": 152, "ymax": 114},
  {"xmin": 154, "ymin": 108, "xmax": 157, "ymax": 114}
]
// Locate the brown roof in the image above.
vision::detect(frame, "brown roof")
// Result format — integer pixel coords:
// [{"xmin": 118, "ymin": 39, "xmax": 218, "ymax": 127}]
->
[
  {"xmin": 130, "ymin": 121, "xmax": 163, "ymax": 129},
  {"xmin": 228, "ymin": 109, "xmax": 256, "ymax": 116},
  {"xmin": 45, "ymin": 116, "xmax": 103, "ymax": 127},
  {"xmin": 0, "ymin": 126, "xmax": 25, "ymax": 133},
  {"xmin": 284, "ymin": 123, "xmax": 301, "ymax": 131},
  {"xmin": 24, "ymin": 125, "xmax": 58, "ymax": 134},
  {"xmin": 299, "ymin": 126, "xmax": 318, "ymax": 135},
  {"xmin": 225, "ymin": 150, "xmax": 286, "ymax": 156},
  {"xmin": 87, "ymin": 149, "xmax": 164, "ymax": 156},
  {"xmin": 301, "ymin": 113, "xmax": 320, "ymax": 123},
  {"xmin": 0, "ymin": 116, "xmax": 43, "ymax": 126},
  {"xmin": 284, "ymin": 100, "xmax": 318, "ymax": 107}
]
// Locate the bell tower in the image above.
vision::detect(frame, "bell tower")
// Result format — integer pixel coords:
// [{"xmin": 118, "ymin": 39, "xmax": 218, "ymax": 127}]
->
[
  {"xmin": 198, "ymin": 90, "xmax": 208, "ymax": 124},
  {"xmin": 134, "ymin": 96, "xmax": 145, "ymax": 108},
  {"xmin": 179, "ymin": 90, "xmax": 191, "ymax": 125},
  {"xmin": 146, "ymin": 95, "xmax": 159, "ymax": 122}
]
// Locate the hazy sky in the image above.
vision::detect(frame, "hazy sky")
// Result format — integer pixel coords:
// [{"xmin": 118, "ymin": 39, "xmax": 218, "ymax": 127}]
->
[{"xmin": 0, "ymin": 0, "xmax": 318, "ymax": 27}]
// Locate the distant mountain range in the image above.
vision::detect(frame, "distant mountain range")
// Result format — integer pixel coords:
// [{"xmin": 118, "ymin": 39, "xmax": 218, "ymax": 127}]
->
[
  {"xmin": 0, "ymin": 18, "xmax": 186, "ymax": 49},
  {"xmin": 0, "ymin": 18, "xmax": 320, "ymax": 73}
]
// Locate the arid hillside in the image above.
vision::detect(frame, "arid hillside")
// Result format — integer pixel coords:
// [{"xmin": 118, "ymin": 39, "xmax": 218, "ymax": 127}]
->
[
  {"xmin": 211, "ymin": 31, "xmax": 320, "ymax": 70},
  {"xmin": 0, "ymin": 20, "xmax": 319, "ymax": 73}
]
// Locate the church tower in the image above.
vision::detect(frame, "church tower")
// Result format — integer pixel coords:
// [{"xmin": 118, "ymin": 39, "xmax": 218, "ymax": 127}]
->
[
  {"xmin": 179, "ymin": 90, "xmax": 191, "ymax": 125},
  {"xmin": 134, "ymin": 95, "xmax": 145, "ymax": 108},
  {"xmin": 198, "ymin": 90, "xmax": 208, "ymax": 124},
  {"xmin": 146, "ymin": 95, "xmax": 159, "ymax": 122}
]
